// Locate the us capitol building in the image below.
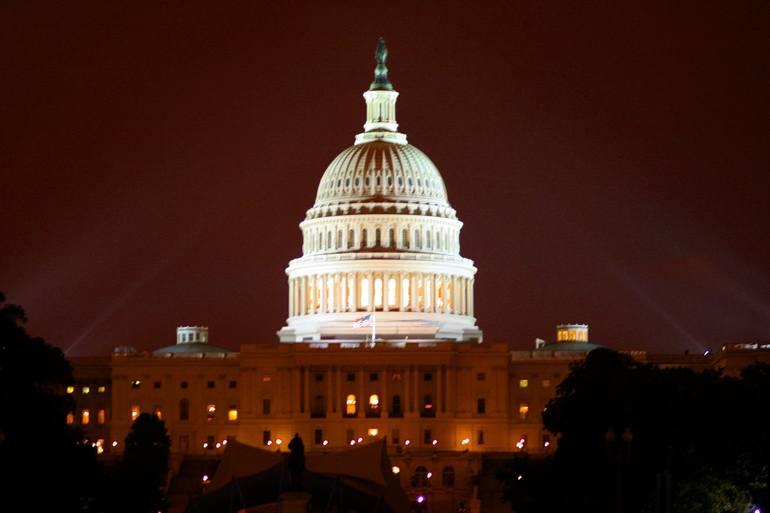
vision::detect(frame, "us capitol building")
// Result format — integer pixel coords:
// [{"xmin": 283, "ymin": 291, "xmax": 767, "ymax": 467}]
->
[{"xmin": 70, "ymin": 40, "xmax": 770, "ymax": 513}]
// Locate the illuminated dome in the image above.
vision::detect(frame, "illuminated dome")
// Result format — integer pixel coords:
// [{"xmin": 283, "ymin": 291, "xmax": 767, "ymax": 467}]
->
[
  {"xmin": 278, "ymin": 39, "xmax": 482, "ymax": 343},
  {"xmin": 313, "ymin": 142, "xmax": 451, "ymax": 212}
]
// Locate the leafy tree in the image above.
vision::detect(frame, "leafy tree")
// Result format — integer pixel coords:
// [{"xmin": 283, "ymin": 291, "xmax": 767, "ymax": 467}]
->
[
  {"xmin": 0, "ymin": 292, "xmax": 101, "ymax": 512},
  {"xmin": 499, "ymin": 348, "xmax": 762, "ymax": 513},
  {"xmin": 109, "ymin": 413, "xmax": 171, "ymax": 513}
]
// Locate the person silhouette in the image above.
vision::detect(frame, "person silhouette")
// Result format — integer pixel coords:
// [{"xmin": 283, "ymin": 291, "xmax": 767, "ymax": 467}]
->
[{"xmin": 287, "ymin": 433, "xmax": 305, "ymax": 491}]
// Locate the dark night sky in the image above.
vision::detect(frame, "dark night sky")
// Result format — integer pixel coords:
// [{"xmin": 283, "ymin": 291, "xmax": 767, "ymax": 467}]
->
[{"xmin": 2, "ymin": 1, "xmax": 769, "ymax": 356}]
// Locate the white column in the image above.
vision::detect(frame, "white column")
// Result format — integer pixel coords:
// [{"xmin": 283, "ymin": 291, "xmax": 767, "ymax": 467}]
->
[
  {"xmin": 441, "ymin": 275, "xmax": 449, "ymax": 314},
  {"xmin": 351, "ymin": 273, "xmax": 358, "ymax": 311},
  {"xmin": 410, "ymin": 273, "xmax": 417, "ymax": 312},
  {"xmin": 432, "ymin": 273, "xmax": 439, "ymax": 313},
  {"xmin": 396, "ymin": 272, "xmax": 402, "ymax": 311},
  {"xmin": 469, "ymin": 278, "xmax": 475, "ymax": 317},
  {"xmin": 368, "ymin": 272, "xmax": 375, "ymax": 312}
]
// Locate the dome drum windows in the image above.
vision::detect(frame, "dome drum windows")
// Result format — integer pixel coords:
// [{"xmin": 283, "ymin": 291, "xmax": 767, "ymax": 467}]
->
[{"xmin": 288, "ymin": 271, "xmax": 473, "ymax": 317}]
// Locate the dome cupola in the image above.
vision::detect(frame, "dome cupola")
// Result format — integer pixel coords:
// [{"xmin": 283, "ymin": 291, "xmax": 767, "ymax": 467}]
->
[{"xmin": 278, "ymin": 39, "xmax": 482, "ymax": 343}]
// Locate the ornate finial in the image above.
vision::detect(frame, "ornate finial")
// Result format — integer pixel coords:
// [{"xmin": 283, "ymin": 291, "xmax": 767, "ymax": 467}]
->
[{"xmin": 369, "ymin": 37, "xmax": 394, "ymax": 91}]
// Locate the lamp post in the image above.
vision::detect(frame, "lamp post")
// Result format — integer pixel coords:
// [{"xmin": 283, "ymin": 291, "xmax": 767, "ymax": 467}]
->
[{"xmin": 606, "ymin": 427, "xmax": 633, "ymax": 513}]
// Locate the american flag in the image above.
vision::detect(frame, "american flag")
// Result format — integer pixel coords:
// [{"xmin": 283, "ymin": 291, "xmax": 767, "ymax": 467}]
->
[{"xmin": 352, "ymin": 314, "xmax": 372, "ymax": 328}]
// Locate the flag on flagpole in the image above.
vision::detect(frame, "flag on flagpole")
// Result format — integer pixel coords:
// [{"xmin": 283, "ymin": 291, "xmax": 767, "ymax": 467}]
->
[{"xmin": 352, "ymin": 314, "xmax": 372, "ymax": 328}]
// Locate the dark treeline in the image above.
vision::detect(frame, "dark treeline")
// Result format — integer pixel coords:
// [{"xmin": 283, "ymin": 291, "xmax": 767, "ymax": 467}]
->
[
  {"xmin": 0, "ymin": 293, "xmax": 170, "ymax": 513},
  {"xmin": 498, "ymin": 348, "xmax": 769, "ymax": 513}
]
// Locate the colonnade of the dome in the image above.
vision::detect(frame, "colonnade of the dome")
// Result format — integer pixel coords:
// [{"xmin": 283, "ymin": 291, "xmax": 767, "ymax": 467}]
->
[
  {"xmin": 301, "ymin": 216, "xmax": 461, "ymax": 256},
  {"xmin": 288, "ymin": 271, "xmax": 474, "ymax": 318}
]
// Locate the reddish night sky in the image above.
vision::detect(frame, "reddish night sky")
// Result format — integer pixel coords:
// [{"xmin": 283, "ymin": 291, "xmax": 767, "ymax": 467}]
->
[{"xmin": 2, "ymin": 2, "xmax": 769, "ymax": 356}]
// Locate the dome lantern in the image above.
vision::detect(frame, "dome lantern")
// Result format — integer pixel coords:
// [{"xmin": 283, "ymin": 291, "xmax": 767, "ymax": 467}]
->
[{"xmin": 356, "ymin": 38, "xmax": 407, "ymax": 145}]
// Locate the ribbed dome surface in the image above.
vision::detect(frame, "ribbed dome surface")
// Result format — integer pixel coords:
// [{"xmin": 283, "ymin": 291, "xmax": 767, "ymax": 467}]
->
[{"xmin": 314, "ymin": 141, "xmax": 449, "ymax": 208}]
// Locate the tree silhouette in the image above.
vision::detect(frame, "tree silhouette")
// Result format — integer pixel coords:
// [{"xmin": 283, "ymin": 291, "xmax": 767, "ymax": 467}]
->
[{"xmin": 0, "ymin": 292, "xmax": 101, "ymax": 512}]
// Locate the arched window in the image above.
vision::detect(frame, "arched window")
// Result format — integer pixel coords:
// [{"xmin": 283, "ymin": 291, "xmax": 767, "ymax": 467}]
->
[
  {"xmin": 442, "ymin": 466, "xmax": 455, "ymax": 487},
  {"xmin": 360, "ymin": 278, "xmax": 370, "ymax": 308},
  {"xmin": 337, "ymin": 230, "xmax": 342, "ymax": 249},
  {"xmin": 375, "ymin": 228, "xmax": 381, "ymax": 247},
  {"xmin": 414, "ymin": 230, "xmax": 421, "ymax": 249},
  {"xmin": 326, "ymin": 276, "xmax": 334, "ymax": 310},
  {"xmin": 402, "ymin": 228, "xmax": 408, "ymax": 248},
  {"xmin": 179, "ymin": 398, "xmax": 189, "ymax": 421},
  {"xmin": 348, "ymin": 229, "xmax": 355, "ymax": 248},
  {"xmin": 345, "ymin": 394, "xmax": 357, "ymax": 416},
  {"xmin": 411, "ymin": 466, "xmax": 428, "ymax": 487},
  {"xmin": 362, "ymin": 229, "xmax": 368, "ymax": 248},
  {"xmin": 387, "ymin": 277, "xmax": 397, "ymax": 307},
  {"xmin": 374, "ymin": 277, "xmax": 383, "ymax": 308},
  {"xmin": 389, "ymin": 228, "xmax": 395, "ymax": 248},
  {"xmin": 402, "ymin": 277, "xmax": 410, "ymax": 308},
  {"xmin": 426, "ymin": 229, "xmax": 432, "ymax": 249}
]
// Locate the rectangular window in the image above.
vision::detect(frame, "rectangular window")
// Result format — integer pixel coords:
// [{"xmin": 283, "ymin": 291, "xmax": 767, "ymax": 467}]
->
[
  {"xmin": 314, "ymin": 429, "xmax": 323, "ymax": 445},
  {"xmin": 207, "ymin": 381, "xmax": 215, "ymax": 389},
  {"xmin": 263, "ymin": 430, "xmax": 271, "ymax": 445},
  {"xmin": 424, "ymin": 372, "xmax": 433, "ymax": 381},
  {"xmin": 153, "ymin": 381, "xmax": 161, "ymax": 389},
  {"xmin": 97, "ymin": 409, "xmax": 106, "ymax": 425},
  {"xmin": 423, "ymin": 429, "xmax": 432, "ymax": 444},
  {"xmin": 519, "ymin": 403, "xmax": 529, "ymax": 420},
  {"xmin": 206, "ymin": 404, "xmax": 216, "ymax": 421},
  {"xmin": 477, "ymin": 397, "xmax": 486, "ymax": 414},
  {"xmin": 131, "ymin": 405, "xmax": 140, "ymax": 421},
  {"xmin": 392, "ymin": 429, "xmax": 400, "ymax": 445},
  {"xmin": 97, "ymin": 385, "xmax": 106, "ymax": 393},
  {"xmin": 477, "ymin": 372, "xmax": 486, "ymax": 381},
  {"xmin": 81, "ymin": 409, "xmax": 90, "ymax": 425},
  {"xmin": 315, "ymin": 373, "xmax": 324, "ymax": 382},
  {"xmin": 82, "ymin": 386, "xmax": 90, "ymax": 394},
  {"xmin": 263, "ymin": 399, "xmax": 271, "ymax": 415},
  {"xmin": 66, "ymin": 386, "xmax": 74, "ymax": 394},
  {"xmin": 131, "ymin": 380, "xmax": 141, "ymax": 389},
  {"xmin": 262, "ymin": 375, "xmax": 272, "ymax": 382},
  {"xmin": 519, "ymin": 379, "xmax": 529, "ymax": 388},
  {"xmin": 478, "ymin": 429, "xmax": 485, "ymax": 445},
  {"xmin": 346, "ymin": 373, "xmax": 355, "ymax": 382},
  {"xmin": 229, "ymin": 380, "xmax": 237, "ymax": 389},
  {"xmin": 542, "ymin": 379, "xmax": 551, "ymax": 387},
  {"xmin": 66, "ymin": 412, "xmax": 74, "ymax": 425},
  {"xmin": 228, "ymin": 406, "xmax": 238, "ymax": 421},
  {"xmin": 369, "ymin": 372, "xmax": 379, "ymax": 381},
  {"xmin": 153, "ymin": 406, "xmax": 162, "ymax": 420}
]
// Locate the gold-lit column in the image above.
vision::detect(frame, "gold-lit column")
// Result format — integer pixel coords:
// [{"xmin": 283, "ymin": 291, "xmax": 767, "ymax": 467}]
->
[
  {"xmin": 299, "ymin": 276, "xmax": 307, "ymax": 316},
  {"xmin": 395, "ymin": 272, "xmax": 402, "ymax": 311},
  {"xmin": 410, "ymin": 273, "xmax": 418, "ymax": 312},
  {"xmin": 368, "ymin": 272, "xmax": 375, "ymax": 312},
  {"xmin": 432, "ymin": 273, "xmax": 439, "ymax": 313},
  {"xmin": 382, "ymin": 273, "xmax": 389, "ymax": 312},
  {"xmin": 319, "ymin": 273, "xmax": 327, "ymax": 313},
  {"xmin": 468, "ymin": 278, "xmax": 475, "ymax": 317}
]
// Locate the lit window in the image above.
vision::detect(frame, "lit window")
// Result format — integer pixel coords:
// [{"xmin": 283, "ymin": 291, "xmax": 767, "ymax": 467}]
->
[
  {"xmin": 542, "ymin": 379, "xmax": 551, "ymax": 387},
  {"xmin": 402, "ymin": 278, "xmax": 410, "ymax": 307},
  {"xmin": 131, "ymin": 405, "xmax": 140, "ymax": 420},
  {"xmin": 153, "ymin": 407, "xmax": 162, "ymax": 420},
  {"xmin": 262, "ymin": 375, "xmax": 271, "ymax": 382},
  {"xmin": 228, "ymin": 407, "xmax": 238, "ymax": 421},
  {"xmin": 374, "ymin": 277, "xmax": 383, "ymax": 307},
  {"xmin": 327, "ymin": 276, "xmax": 334, "ymax": 309},
  {"xmin": 360, "ymin": 278, "xmax": 369, "ymax": 307},
  {"xmin": 66, "ymin": 386, "xmax": 74, "ymax": 394},
  {"xmin": 131, "ymin": 380, "xmax": 141, "ymax": 389},
  {"xmin": 519, "ymin": 403, "xmax": 529, "ymax": 420},
  {"xmin": 388, "ymin": 277, "xmax": 397, "ymax": 306},
  {"xmin": 369, "ymin": 394, "xmax": 379, "ymax": 409},
  {"xmin": 97, "ymin": 409, "xmax": 106, "ymax": 425},
  {"xmin": 519, "ymin": 379, "xmax": 529, "ymax": 388},
  {"xmin": 346, "ymin": 394, "xmax": 357, "ymax": 415},
  {"xmin": 66, "ymin": 412, "xmax": 74, "ymax": 425},
  {"xmin": 82, "ymin": 386, "xmax": 90, "ymax": 394},
  {"xmin": 97, "ymin": 385, "xmax": 106, "ymax": 393},
  {"xmin": 368, "ymin": 428, "xmax": 379, "ymax": 437},
  {"xmin": 207, "ymin": 404, "xmax": 216, "ymax": 421}
]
